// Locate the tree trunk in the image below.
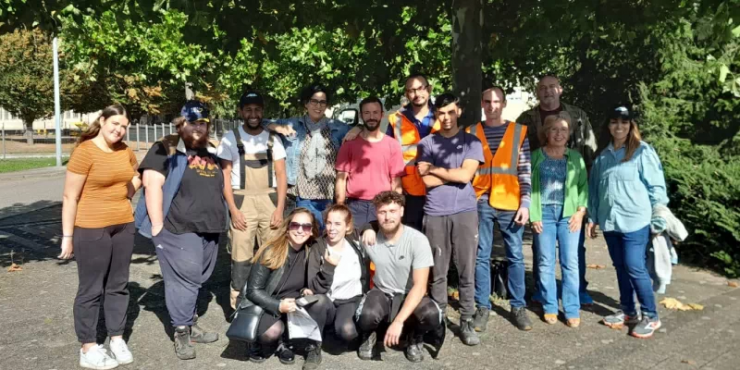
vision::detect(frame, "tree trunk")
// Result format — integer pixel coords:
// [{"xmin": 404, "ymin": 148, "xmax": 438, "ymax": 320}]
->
[
  {"xmin": 24, "ymin": 120, "xmax": 34, "ymax": 145},
  {"xmin": 451, "ymin": 0, "xmax": 483, "ymax": 129}
]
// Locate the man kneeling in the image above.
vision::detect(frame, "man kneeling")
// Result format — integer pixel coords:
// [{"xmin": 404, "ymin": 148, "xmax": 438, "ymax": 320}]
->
[{"xmin": 357, "ymin": 191, "xmax": 442, "ymax": 362}]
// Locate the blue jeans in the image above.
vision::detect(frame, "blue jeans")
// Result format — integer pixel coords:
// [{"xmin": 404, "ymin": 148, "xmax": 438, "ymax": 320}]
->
[
  {"xmin": 603, "ymin": 225, "xmax": 658, "ymax": 319},
  {"xmin": 533, "ymin": 205, "xmax": 580, "ymax": 318},
  {"xmin": 533, "ymin": 225, "xmax": 591, "ymax": 304},
  {"xmin": 296, "ymin": 197, "xmax": 332, "ymax": 231},
  {"xmin": 475, "ymin": 199, "xmax": 525, "ymax": 309}
]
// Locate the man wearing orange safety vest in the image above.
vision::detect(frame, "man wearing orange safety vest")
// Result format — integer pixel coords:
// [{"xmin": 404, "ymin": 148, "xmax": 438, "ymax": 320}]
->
[
  {"xmin": 468, "ymin": 86, "xmax": 535, "ymax": 333},
  {"xmin": 385, "ymin": 74, "xmax": 441, "ymax": 231}
]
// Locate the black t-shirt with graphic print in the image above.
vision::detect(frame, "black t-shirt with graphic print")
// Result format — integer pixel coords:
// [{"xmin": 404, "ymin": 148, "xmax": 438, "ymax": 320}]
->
[{"xmin": 138, "ymin": 141, "xmax": 226, "ymax": 235}]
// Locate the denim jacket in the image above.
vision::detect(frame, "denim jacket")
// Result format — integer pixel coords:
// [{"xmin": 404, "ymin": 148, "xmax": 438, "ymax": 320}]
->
[
  {"xmin": 266, "ymin": 116, "xmax": 349, "ymax": 185},
  {"xmin": 587, "ymin": 141, "xmax": 668, "ymax": 233},
  {"xmin": 134, "ymin": 135, "xmax": 228, "ymax": 238}
]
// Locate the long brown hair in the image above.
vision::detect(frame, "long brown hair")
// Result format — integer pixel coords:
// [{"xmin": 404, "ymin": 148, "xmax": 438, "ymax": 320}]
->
[
  {"xmin": 604, "ymin": 118, "xmax": 642, "ymax": 162},
  {"xmin": 252, "ymin": 208, "xmax": 319, "ymax": 269},
  {"xmin": 76, "ymin": 104, "xmax": 128, "ymax": 146}
]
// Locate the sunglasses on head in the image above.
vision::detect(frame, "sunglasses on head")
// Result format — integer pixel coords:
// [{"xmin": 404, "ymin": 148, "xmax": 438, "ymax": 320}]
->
[{"xmin": 289, "ymin": 222, "xmax": 313, "ymax": 232}]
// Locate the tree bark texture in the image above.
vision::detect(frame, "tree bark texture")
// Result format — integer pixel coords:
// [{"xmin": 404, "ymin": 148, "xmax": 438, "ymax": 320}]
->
[{"xmin": 451, "ymin": 0, "xmax": 483, "ymax": 129}]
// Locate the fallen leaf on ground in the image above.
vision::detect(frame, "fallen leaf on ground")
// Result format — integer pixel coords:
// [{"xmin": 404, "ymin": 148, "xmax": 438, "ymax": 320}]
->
[
  {"xmin": 7, "ymin": 263, "xmax": 22, "ymax": 272},
  {"xmin": 728, "ymin": 281, "xmax": 738, "ymax": 288},
  {"xmin": 660, "ymin": 297, "xmax": 703, "ymax": 311},
  {"xmin": 681, "ymin": 359, "xmax": 697, "ymax": 365},
  {"xmin": 587, "ymin": 264, "xmax": 606, "ymax": 269}
]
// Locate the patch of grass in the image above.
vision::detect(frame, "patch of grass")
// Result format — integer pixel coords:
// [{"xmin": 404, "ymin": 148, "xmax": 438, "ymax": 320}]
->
[{"xmin": 0, "ymin": 157, "xmax": 69, "ymax": 173}]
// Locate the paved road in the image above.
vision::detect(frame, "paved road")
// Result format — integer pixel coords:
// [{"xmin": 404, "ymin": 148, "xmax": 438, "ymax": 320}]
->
[{"xmin": 1, "ymin": 171, "xmax": 739, "ymax": 370}]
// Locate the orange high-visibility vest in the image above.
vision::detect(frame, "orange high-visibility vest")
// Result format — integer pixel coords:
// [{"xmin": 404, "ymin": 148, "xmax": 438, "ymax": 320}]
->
[
  {"xmin": 388, "ymin": 111, "xmax": 441, "ymax": 196},
  {"xmin": 466, "ymin": 121, "xmax": 527, "ymax": 211}
]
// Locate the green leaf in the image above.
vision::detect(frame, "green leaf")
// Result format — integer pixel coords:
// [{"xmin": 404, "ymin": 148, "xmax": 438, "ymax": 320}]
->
[
  {"xmin": 719, "ymin": 64, "xmax": 730, "ymax": 83},
  {"xmin": 733, "ymin": 25, "xmax": 740, "ymax": 38}
]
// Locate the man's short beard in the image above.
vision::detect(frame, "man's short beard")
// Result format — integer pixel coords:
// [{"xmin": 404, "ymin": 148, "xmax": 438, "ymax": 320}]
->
[
  {"xmin": 364, "ymin": 121, "xmax": 380, "ymax": 131},
  {"xmin": 245, "ymin": 120, "xmax": 262, "ymax": 130},
  {"xmin": 380, "ymin": 221, "xmax": 401, "ymax": 235}
]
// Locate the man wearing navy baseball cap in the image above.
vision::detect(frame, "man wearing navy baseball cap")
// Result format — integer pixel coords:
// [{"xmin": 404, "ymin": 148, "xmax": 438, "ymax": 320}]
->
[
  {"xmin": 135, "ymin": 100, "xmax": 228, "ymax": 360},
  {"xmin": 217, "ymin": 90, "xmax": 288, "ymax": 315}
]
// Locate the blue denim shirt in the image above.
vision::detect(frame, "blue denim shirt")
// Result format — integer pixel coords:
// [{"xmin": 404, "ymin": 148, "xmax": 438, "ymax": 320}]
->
[
  {"xmin": 588, "ymin": 141, "xmax": 668, "ymax": 233},
  {"xmin": 266, "ymin": 116, "xmax": 349, "ymax": 185}
]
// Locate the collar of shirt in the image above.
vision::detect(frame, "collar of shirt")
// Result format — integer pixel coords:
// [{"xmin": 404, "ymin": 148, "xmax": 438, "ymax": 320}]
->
[{"xmin": 400, "ymin": 103, "xmax": 435, "ymax": 128}]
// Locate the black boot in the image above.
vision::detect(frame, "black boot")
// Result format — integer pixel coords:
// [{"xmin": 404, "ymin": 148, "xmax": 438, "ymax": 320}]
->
[
  {"xmin": 303, "ymin": 341, "xmax": 322, "ymax": 370},
  {"xmin": 404, "ymin": 333, "xmax": 424, "ymax": 363},
  {"xmin": 173, "ymin": 326, "xmax": 196, "ymax": 360},
  {"xmin": 357, "ymin": 332, "xmax": 376, "ymax": 360},
  {"xmin": 276, "ymin": 340, "xmax": 295, "ymax": 365},
  {"xmin": 247, "ymin": 342, "xmax": 271, "ymax": 363}
]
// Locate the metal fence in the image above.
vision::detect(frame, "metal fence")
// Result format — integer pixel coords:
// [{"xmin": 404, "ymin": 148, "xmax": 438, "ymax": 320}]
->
[{"xmin": 0, "ymin": 119, "xmax": 241, "ymax": 159}]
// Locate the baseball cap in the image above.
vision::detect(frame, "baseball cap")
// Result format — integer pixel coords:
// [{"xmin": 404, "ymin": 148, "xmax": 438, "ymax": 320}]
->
[
  {"xmin": 609, "ymin": 105, "xmax": 633, "ymax": 120},
  {"xmin": 239, "ymin": 91, "xmax": 264, "ymax": 109},
  {"xmin": 180, "ymin": 101, "xmax": 210, "ymax": 123}
]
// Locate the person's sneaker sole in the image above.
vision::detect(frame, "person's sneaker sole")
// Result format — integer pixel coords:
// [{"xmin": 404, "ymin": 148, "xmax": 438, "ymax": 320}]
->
[
  {"xmin": 602, "ymin": 320, "xmax": 624, "ymax": 329},
  {"xmin": 115, "ymin": 357, "xmax": 133, "ymax": 365},
  {"xmin": 631, "ymin": 321, "xmax": 662, "ymax": 339},
  {"xmin": 79, "ymin": 360, "xmax": 119, "ymax": 370},
  {"xmin": 80, "ymin": 363, "xmax": 119, "ymax": 370}
]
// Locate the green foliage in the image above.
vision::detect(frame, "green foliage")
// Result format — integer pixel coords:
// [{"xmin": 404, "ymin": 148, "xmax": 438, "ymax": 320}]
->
[
  {"xmin": 0, "ymin": 28, "xmax": 54, "ymax": 131},
  {"xmin": 638, "ymin": 2, "xmax": 740, "ymax": 276}
]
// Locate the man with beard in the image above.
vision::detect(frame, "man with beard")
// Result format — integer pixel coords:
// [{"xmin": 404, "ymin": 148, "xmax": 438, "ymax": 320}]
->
[
  {"xmin": 356, "ymin": 191, "xmax": 441, "ymax": 363},
  {"xmin": 335, "ymin": 96, "xmax": 405, "ymax": 228},
  {"xmin": 344, "ymin": 74, "xmax": 441, "ymax": 230},
  {"xmin": 417, "ymin": 93, "xmax": 483, "ymax": 347},
  {"xmin": 217, "ymin": 91, "xmax": 288, "ymax": 310},
  {"xmin": 135, "ymin": 101, "xmax": 226, "ymax": 360},
  {"xmin": 516, "ymin": 74, "xmax": 598, "ymax": 307}
]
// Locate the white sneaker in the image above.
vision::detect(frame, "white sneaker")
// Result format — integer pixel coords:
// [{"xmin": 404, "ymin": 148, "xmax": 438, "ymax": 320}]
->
[
  {"xmin": 109, "ymin": 338, "xmax": 134, "ymax": 365},
  {"xmin": 80, "ymin": 344, "xmax": 119, "ymax": 369}
]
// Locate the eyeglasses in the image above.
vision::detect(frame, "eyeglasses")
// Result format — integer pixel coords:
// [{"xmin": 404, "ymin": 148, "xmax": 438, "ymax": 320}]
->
[
  {"xmin": 289, "ymin": 222, "xmax": 313, "ymax": 232},
  {"xmin": 308, "ymin": 99, "xmax": 328, "ymax": 107},
  {"xmin": 405, "ymin": 85, "xmax": 429, "ymax": 95}
]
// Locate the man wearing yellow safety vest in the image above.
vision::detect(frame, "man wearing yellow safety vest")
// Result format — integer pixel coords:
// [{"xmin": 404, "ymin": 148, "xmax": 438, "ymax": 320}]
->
[
  {"xmin": 469, "ymin": 86, "xmax": 535, "ymax": 333},
  {"xmin": 386, "ymin": 74, "xmax": 441, "ymax": 230},
  {"xmin": 418, "ymin": 93, "xmax": 484, "ymax": 349}
]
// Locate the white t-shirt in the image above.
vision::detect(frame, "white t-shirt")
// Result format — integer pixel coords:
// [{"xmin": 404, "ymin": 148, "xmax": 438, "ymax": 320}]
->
[
  {"xmin": 217, "ymin": 127, "xmax": 287, "ymax": 189},
  {"xmin": 327, "ymin": 239, "xmax": 363, "ymax": 301}
]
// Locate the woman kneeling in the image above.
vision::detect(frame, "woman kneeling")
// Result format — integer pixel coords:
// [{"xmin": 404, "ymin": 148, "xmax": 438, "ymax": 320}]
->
[
  {"xmin": 246, "ymin": 208, "xmax": 332, "ymax": 369},
  {"xmin": 306, "ymin": 205, "xmax": 369, "ymax": 347}
]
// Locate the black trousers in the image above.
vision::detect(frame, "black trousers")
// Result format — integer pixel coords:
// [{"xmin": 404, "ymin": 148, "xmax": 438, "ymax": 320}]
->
[
  {"xmin": 73, "ymin": 223, "xmax": 135, "ymax": 343},
  {"xmin": 256, "ymin": 294, "xmax": 333, "ymax": 345},
  {"xmin": 357, "ymin": 288, "xmax": 440, "ymax": 336},
  {"xmin": 402, "ymin": 194, "xmax": 425, "ymax": 232},
  {"xmin": 326, "ymin": 296, "xmax": 362, "ymax": 342}
]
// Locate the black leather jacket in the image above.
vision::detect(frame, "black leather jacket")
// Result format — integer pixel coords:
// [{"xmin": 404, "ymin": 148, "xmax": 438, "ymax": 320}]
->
[{"xmin": 242, "ymin": 246, "xmax": 295, "ymax": 316}]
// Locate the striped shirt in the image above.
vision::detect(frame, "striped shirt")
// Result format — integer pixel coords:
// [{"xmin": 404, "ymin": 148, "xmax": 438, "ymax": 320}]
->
[
  {"xmin": 482, "ymin": 124, "xmax": 532, "ymax": 208},
  {"xmin": 67, "ymin": 140, "xmax": 139, "ymax": 228}
]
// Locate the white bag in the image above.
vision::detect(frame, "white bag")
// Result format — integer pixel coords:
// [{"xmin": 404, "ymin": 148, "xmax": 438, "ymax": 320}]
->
[{"xmin": 287, "ymin": 307, "xmax": 322, "ymax": 342}]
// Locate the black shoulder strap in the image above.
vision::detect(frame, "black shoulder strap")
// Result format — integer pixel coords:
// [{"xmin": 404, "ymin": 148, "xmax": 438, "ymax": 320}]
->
[{"xmin": 233, "ymin": 127, "xmax": 246, "ymax": 189}]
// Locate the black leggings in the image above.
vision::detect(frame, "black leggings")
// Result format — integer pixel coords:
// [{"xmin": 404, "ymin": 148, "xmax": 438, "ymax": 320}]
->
[
  {"xmin": 327, "ymin": 296, "xmax": 362, "ymax": 342},
  {"xmin": 357, "ymin": 288, "xmax": 440, "ymax": 336},
  {"xmin": 257, "ymin": 294, "xmax": 333, "ymax": 345},
  {"xmin": 73, "ymin": 223, "xmax": 135, "ymax": 343}
]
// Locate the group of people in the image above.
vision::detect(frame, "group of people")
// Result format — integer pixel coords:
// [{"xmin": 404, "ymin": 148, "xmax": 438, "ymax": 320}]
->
[{"xmin": 60, "ymin": 72, "xmax": 669, "ymax": 370}]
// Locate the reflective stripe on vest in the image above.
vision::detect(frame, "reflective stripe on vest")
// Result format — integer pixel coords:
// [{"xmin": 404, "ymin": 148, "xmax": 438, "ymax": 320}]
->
[
  {"xmin": 394, "ymin": 120, "xmax": 418, "ymax": 166},
  {"xmin": 472, "ymin": 123, "xmax": 523, "ymax": 176}
]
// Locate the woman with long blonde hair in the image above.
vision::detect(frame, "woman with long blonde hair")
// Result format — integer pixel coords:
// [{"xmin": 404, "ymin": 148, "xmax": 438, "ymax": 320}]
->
[
  {"xmin": 244, "ymin": 208, "xmax": 332, "ymax": 369},
  {"xmin": 587, "ymin": 105, "xmax": 668, "ymax": 339},
  {"xmin": 60, "ymin": 104, "xmax": 141, "ymax": 369}
]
